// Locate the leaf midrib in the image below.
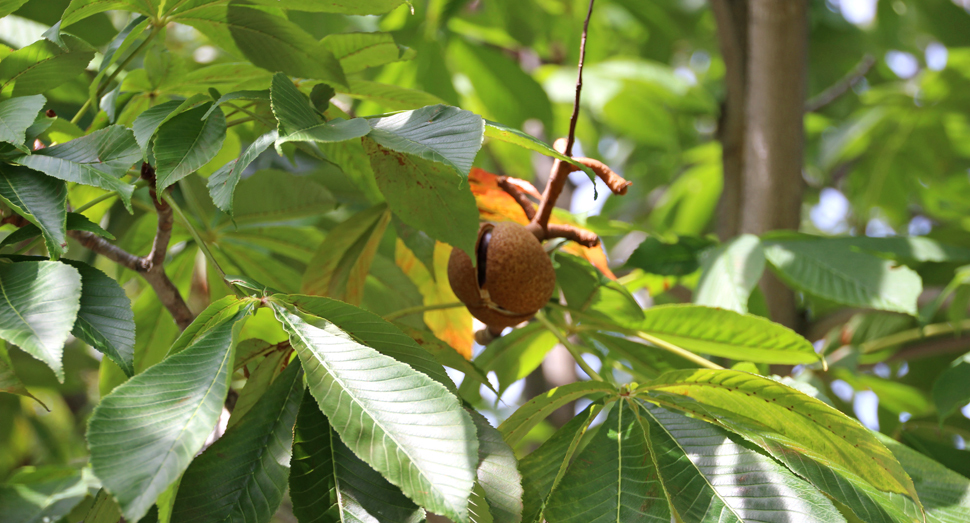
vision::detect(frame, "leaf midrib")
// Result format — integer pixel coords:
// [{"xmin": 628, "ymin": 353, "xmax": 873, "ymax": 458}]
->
[{"xmin": 273, "ymin": 303, "xmax": 461, "ymax": 516}]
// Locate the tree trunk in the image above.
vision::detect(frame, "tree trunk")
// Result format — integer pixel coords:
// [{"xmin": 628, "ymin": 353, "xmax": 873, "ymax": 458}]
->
[
  {"xmin": 741, "ymin": 0, "xmax": 807, "ymax": 330},
  {"xmin": 713, "ymin": 0, "xmax": 808, "ymax": 330}
]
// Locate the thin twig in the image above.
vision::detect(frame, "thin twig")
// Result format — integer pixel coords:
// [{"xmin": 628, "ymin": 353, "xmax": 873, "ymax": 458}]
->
[
  {"xmin": 564, "ymin": 0, "xmax": 595, "ymax": 158},
  {"xmin": 805, "ymin": 54, "xmax": 875, "ymax": 112},
  {"xmin": 545, "ymin": 224, "xmax": 599, "ymax": 247},
  {"xmin": 69, "ymin": 164, "xmax": 195, "ymax": 330},
  {"xmin": 531, "ymin": 0, "xmax": 596, "ymax": 234},
  {"xmin": 496, "ymin": 175, "xmax": 537, "ymax": 220}
]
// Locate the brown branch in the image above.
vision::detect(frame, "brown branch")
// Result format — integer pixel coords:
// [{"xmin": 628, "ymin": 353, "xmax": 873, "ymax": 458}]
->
[
  {"xmin": 69, "ymin": 163, "xmax": 194, "ymax": 331},
  {"xmin": 805, "ymin": 54, "xmax": 875, "ymax": 113},
  {"xmin": 564, "ymin": 0, "xmax": 595, "ymax": 158},
  {"xmin": 496, "ymin": 175, "xmax": 537, "ymax": 221},
  {"xmin": 545, "ymin": 224, "xmax": 599, "ymax": 247},
  {"xmin": 575, "ymin": 157, "xmax": 632, "ymax": 195},
  {"xmin": 532, "ymin": 1, "xmax": 595, "ymax": 233}
]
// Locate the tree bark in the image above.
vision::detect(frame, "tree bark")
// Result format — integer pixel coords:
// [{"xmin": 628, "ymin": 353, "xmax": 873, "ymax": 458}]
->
[
  {"xmin": 711, "ymin": 0, "xmax": 748, "ymax": 241},
  {"xmin": 741, "ymin": 0, "xmax": 808, "ymax": 330}
]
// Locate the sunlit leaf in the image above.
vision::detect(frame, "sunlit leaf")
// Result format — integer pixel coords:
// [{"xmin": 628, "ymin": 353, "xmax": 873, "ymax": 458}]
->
[
  {"xmin": 763, "ymin": 235, "xmax": 923, "ymax": 315},
  {"xmin": 366, "ymin": 104, "xmax": 485, "ymax": 177},
  {"xmin": 12, "ymin": 125, "xmax": 139, "ymax": 212},
  {"xmin": 366, "ymin": 139, "xmax": 479, "ymax": 260},
  {"xmin": 544, "ymin": 400, "xmax": 671, "ymax": 522},
  {"xmin": 321, "ymin": 32, "xmax": 415, "ymax": 74},
  {"xmin": 0, "ymin": 466, "xmax": 97, "ymax": 523},
  {"xmin": 0, "ymin": 260, "xmax": 80, "ymax": 382},
  {"xmin": 153, "ymin": 103, "xmax": 227, "ymax": 195},
  {"xmin": 207, "ymin": 130, "xmax": 277, "ymax": 216},
  {"xmin": 289, "ymin": 392, "xmax": 425, "ymax": 523},
  {"xmin": 62, "ymin": 260, "xmax": 135, "ymax": 378},
  {"xmin": 695, "ymin": 234, "xmax": 765, "ymax": 314},
  {"xmin": 87, "ymin": 304, "xmax": 250, "ymax": 522},
  {"xmin": 0, "ymin": 36, "xmax": 95, "ymax": 96},
  {"xmin": 0, "ymin": 165, "xmax": 67, "ymax": 259},
  {"xmin": 0, "ymin": 94, "xmax": 45, "ymax": 153},
  {"xmin": 643, "ymin": 403, "xmax": 845, "ymax": 522},
  {"xmin": 270, "ymin": 299, "xmax": 478, "ymax": 522},
  {"xmin": 171, "ymin": 361, "xmax": 304, "ymax": 523}
]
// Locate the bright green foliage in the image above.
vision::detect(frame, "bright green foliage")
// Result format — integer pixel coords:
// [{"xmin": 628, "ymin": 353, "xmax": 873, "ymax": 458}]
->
[
  {"xmin": 1, "ymin": 1, "xmax": 969, "ymax": 522},
  {"xmin": 87, "ymin": 306, "xmax": 250, "ymax": 522},
  {"xmin": 271, "ymin": 298, "xmax": 478, "ymax": 521},
  {"xmin": 171, "ymin": 360, "xmax": 304, "ymax": 523},
  {"xmin": 0, "ymin": 165, "xmax": 67, "ymax": 258},
  {"xmin": 289, "ymin": 392, "xmax": 425, "ymax": 523},
  {"xmin": 0, "ymin": 260, "xmax": 80, "ymax": 381}
]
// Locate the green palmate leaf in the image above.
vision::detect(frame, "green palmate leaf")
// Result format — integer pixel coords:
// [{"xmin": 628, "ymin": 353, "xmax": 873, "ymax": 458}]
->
[
  {"xmin": 642, "ymin": 403, "xmax": 845, "ymax": 523},
  {"xmin": 364, "ymin": 138, "xmax": 479, "ymax": 259},
  {"xmin": 153, "ymin": 103, "xmax": 227, "ymax": 195},
  {"xmin": 544, "ymin": 400, "xmax": 671, "ymax": 523},
  {"xmin": 269, "ymin": 75, "xmax": 369, "ymax": 147},
  {"xmin": 0, "ymin": 339, "xmax": 46, "ymax": 408},
  {"xmin": 932, "ymin": 353, "xmax": 970, "ymax": 421},
  {"xmin": 876, "ymin": 432, "xmax": 970, "ymax": 523},
  {"xmin": 12, "ymin": 125, "xmax": 140, "ymax": 212},
  {"xmin": 555, "ymin": 253, "xmax": 645, "ymax": 326},
  {"xmin": 0, "ymin": 165, "xmax": 67, "ymax": 259},
  {"xmin": 207, "ymin": 130, "xmax": 277, "ymax": 216},
  {"xmin": 519, "ymin": 404, "xmax": 603, "ymax": 523},
  {"xmin": 321, "ymin": 32, "xmax": 415, "ymax": 75},
  {"xmin": 0, "ymin": 0, "xmax": 29, "ymax": 17},
  {"xmin": 270, "ymin": 72, "xmax": 322, "ymax": 134},
  {"xmin": 827, "ymin": 236, "xmax": 970, "ymax": 264},
  {"xmin": 227, "ymin": 349, "xmax": 287, "ymax": 428},
  {"xmin": 0, "ymin": 212, "xmax": 114, "ymax": 251},
  {"xmin": 0, "ymin": 35, "xmax": 94, "ymax": 96},
  {"xmin": 763, "ymin": 236, "xmax": 923, "ymax": 315},
  {"xmin": 290, "ymin": 392, "xmax": 425, "ymax": 523},
  {"xmin": 499, "ymin": 381, "xmax": 618, "ymax": 447},
  {"xmin": 171, "ymin": 360, "xmax": 304, "ymax": 523},
  {"xmin": 87, "ymin": 306, "xmax": 250, "ymax": 522},
  {"xmin": 281, "ymin": 295, "xmax": 457, "ymax": 393},
  {"xmin": 471, "ymin": 322, "xmax": 557, "ymax": 395},
  {"xmin": 469, "ymin": 410, "xmax": 524, "ymax": 523},
  {"xmin": 168, "ymin": 296, "xmax": 250, "ymax": 357},
  {"xmin": 276, "ymin": 118, "xmax": 372, "ymax": 149},
  {"xmin": 0, "ymin": 94, "xmax": 45, "ymax": 153},
  {"xmin": 624, "ymin": 235, "xmax": 716, "ymax": 276},
  {"xmin": 366, "ymin": 104, "xmax": 485, "ymax": 177},
  {"xmin": 0, "ymin": 260, "xmax": 81, "ymax": 382},
  {"xmin": 642, "ymin": 369, "xmax": 923, "ymax": 523},
  {"xmin": 301, "ymin": 203, "xmax": 391, "ymax": 305},
  {"xmin": 225, "ymin": 169, "xmax": 335, "ymax": 226},
  {"xmin": 635, "ymin": 304, "xmax": 820, "ymax": 365},
  {"xmin": 270, "ymin": 300, "xmax": 478, "ymax": 522},
  {"xmin": 61, "ymin": 260, "xmax": 135, "ymax": 378},
  {"xmin": 340, "ymin": 80, "xmax": 446, "ymax": 111},
  {"xmin": 448, "ymin": 39, "xmax": 552, "ymax": 130},
  {"xmin": 694, "ymin": 234, "xmax": 765, "ymax": 314},
  {"xmin": 483, "ymin": 120, "xmax": 597, "ymax": 183},
  {"xmin": 0, "ymin": 466, "xmax": 98, "ymax": 523},
  {"xmin": 316, "ymin": 138, "xmax": 383, "ymax": 203},
  {"xmin": 132, "ymin": 95, "xmax": 210, "ymax": 154},
  {"xmin": 246, "ymin": 0, "xmax": 405, "ymax": 14},
  {"xmin": 226, "ymin": 2, "xmax": 347, "ymax": 87},
  {"xmin": 61, "ymin": 0, "xmax": 152, "ymax": 26}
]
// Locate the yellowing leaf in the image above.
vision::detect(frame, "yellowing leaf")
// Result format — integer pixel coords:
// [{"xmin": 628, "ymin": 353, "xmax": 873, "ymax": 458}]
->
[{"xmin": 395, "ymin": 239, "xmax": 472, "ymax": 359}]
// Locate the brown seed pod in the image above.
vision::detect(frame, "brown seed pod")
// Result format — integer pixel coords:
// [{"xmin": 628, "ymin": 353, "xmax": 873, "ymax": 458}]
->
[{"xmin": 448, "ymin": 222, "xmax": 556, "ymax": 329}]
